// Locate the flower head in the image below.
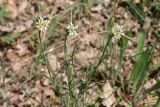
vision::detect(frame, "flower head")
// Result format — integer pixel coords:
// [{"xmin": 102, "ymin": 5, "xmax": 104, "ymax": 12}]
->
[
  {"xmin": 112, "ymin": 23, "xmax": 124, "ymax": 40},
  {"xmin": 66, "ymin": 22, "xmax": 78, "ymax": 37},
  {"xmin": 36, "ymin": 16, "xmax": 50, "ymax": 32}
]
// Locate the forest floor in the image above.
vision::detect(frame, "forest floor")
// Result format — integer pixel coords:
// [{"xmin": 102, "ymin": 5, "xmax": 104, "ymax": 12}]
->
[{"xmin": 0, "ymin": 0, "xmax": 160, "ymax": 107}]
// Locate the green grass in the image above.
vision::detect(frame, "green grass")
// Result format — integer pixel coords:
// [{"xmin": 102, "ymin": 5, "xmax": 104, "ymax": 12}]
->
[
  {"xmin": 128, "ymin": 0, "xmax": 145, "ymax": 24},
  {"xmin": 0, "ymin": 0, "xmax": 159, "ymax": 106},
  {"xmin": 36, "ymin": 1, "xmax": 159, "ymax": 106}
]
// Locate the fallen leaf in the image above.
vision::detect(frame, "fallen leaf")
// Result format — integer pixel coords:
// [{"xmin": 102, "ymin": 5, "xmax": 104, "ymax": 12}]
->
[
  {"xmin": 15, "ymin": 42, "xmax": 30, "ymax": 56},
  {"xmin": 18, "ymin": 0, "xmax": 28, "ymax": 14},
  {"xmin": 15, "ymin": 25, "xmax": 26, "ymax": 32},
  {"xmin": 7, "ymin": 0, "xmax": 18, "ymax": 18},
  {"xmin": 75, "ymin": 48, "xmax": 99, "ymax": 67},
  {"xmin": 48, "ymin": 54, "xmax": 60, "ymax": 71},
  {"xmin": 101, "ymin": 82, "xmax": 116, "ymax": 107}
]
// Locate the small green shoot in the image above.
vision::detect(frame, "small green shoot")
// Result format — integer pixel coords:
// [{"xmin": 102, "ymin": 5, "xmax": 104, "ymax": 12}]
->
[{"xmin": 1, "ymin": 32, "xmax": 20, "ymax": 44}]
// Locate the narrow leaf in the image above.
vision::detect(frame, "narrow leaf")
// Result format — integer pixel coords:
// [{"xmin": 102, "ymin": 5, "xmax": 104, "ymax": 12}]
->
[
  {"xmin": 136, "ymin": 32, "xmax": 146, "ymax": 60},
  {"xmin": 130, "ymin": 49, "xmax": 153, "ymax": 93},
  {"xmin": 128, "ymin": 2, "xmax": 145, "ymax": 24}
]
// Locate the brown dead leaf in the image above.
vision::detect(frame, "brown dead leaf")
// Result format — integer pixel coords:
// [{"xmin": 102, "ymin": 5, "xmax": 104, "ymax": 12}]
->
[
  {"xmin": 144, "ymin": 79, "xmax": 156, "ymax": 90},
  {"xmin": 6, "ymin": 48, "xmax": 32, "ymax": 71},
  {"xmin": 42, "ymin": 79, "xmax": 50, "ymax": 87},
  {"xmin": 15, "ymin": 42, "xmax": 30, "ymax": 57},
  {"xmin": 85, "ymin": 84, "xmax": 99, "ymax": 105},
  {"xmin": 9, "ymin": 93, "xmax": 19, "ymax": 103},
  {"xmin": 75, "ymin": 48, "xmax": 99, "ymax": 67},
  {"xmin": 101, "ymin": 82, "xmax": 116, "ymax": 107},
  {"xmin": 7, "ymin": 0, "xmax": 18, "ymax": 18},
  {"xmin": 80, "ymin": 33, "xmax": 103, "ymax": 48},
  {"xmin": 43, "ymin": 88, "xmax": 55, "ymax": 98},
  {"xmin": 55, "ymin": 0, "xmax": 74, "ymax": 8},
  {"xmin": 0, "ymin": 23, "xmax": 14, "ymax": 32},
  {"xmin": 42, "ymin": 87, "xmax": 55, "ymax": 106},
  {"xmin": 18, "ymin": 0, "xmax": 28, "ymax": 14},
  {"xmin": 12, "ymin": 56, "xmax": 32, "ymax": 71},
  {"xmin": 48, "ymin": 54, "xmax": 60, "ymax": 71},
  {"xmin": 6, "ymin": 49, "xmax": 18, "ymax": 62},
  {"xmin": 24, "ymin": 20, "xmax": 33, "ymax": 29},
  {"xmin": 15, "ymin": 25, "xmax": 26, "ymax": 32}
]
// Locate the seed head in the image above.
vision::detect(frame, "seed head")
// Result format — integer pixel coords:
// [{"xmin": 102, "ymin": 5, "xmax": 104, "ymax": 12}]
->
[
  {"xmin": 66, "ymin": 22, "xmax": 78, "ymax": 37},
  {"xmin": 112, "ymin": 24, "xmax": 124, "ymax": 39},
  {"xmin": 36, "ymin": 16, "xmax": 50, "ymax": 32}
]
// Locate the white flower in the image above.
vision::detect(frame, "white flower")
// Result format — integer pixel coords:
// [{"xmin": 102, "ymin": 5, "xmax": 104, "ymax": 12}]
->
[
  {"xmin": 66, "ymin": 22, "xmax": 78, "ymax": 37},
  {"xmin": 36, "ymin": 16, "xmax": 50, "ymax": 32},
  {"xmin": 112, "ymin": 23, "xmax": 124, "ymax": 40}
]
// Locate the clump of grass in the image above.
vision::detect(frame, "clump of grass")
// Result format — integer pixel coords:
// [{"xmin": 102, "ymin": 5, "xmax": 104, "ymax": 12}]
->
[{"xmin": 33, "ymin": 1, "xmax": 159, "ymax": 107}]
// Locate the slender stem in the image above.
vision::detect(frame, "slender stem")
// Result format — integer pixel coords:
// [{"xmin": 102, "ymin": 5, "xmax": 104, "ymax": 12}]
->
[
  {"xmin": 71, "ymin": 10, "xmax": 73, "ymax": 24},
  {"xmin": 64, "ymin": 35, "xmax": 68, "ymax": 64},
  {"xmin": 78, "ymin": 36, "xmax": 112, "ymax": 99},
  {"xmin": 95, "ymin": 36, "xmax": 112, "ymax": 69},
  {"xmin": 123, "ymin": 34, "xmax": 134, "ymax": 42},
  {"xmin": 58, "ymin": 22, "xmax": 67, "ymax": 28},
  {"xmin": 38, "ymin": 31, "xmax": 55, "ymax": 84},
  {"xmin": 38, "ymin": 31, "xmax": 65, "ymax": 100},
  {"xmin": 49, "ymin": 14, "xmax": 57, "ymax": 20},
  {"xmin": 63, "ymin": 35, "xmax": 70, "ymax": 106}
]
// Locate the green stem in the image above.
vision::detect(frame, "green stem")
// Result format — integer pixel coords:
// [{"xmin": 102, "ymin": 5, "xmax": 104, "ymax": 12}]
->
[
  {"xmin": 95, "ymin": 36, "xmax": 112, "ymax": 70},
  {"xmin": 38, "ymin": 31, "xmax": 56, "ymax": 86},
  {"xmin": 78, "ymin": 36, "xmax": 112, "ymax": 99},
  {"xmin": 63, "ymin": 35, "xmax": 70, "ymax": 107}
]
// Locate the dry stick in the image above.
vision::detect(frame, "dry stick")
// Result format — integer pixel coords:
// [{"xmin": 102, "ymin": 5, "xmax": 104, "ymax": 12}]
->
[
  {"xmin": 19, "ymin": 76, "xmax": 34, "ymax": 89},
  {"xmin": 24, "ymin": 90, "xmax": 46, "ymax": 107}
]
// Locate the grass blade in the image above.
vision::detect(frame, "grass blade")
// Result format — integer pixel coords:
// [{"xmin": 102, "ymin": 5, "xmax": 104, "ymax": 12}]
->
[
  {"xmin": 120, "ymin": 31, "xmax": 132, "ymax": 64},
  {"xmin": 130, "ymin": 49, "xmax": 153, "ymax": 93},
  {"xmin": 136, "ymin": 32, "xmax": 146, "ymax": 60},
  {"xmin": 128, "ymin": 1, "xmax": 145, "ymax": 24}
]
